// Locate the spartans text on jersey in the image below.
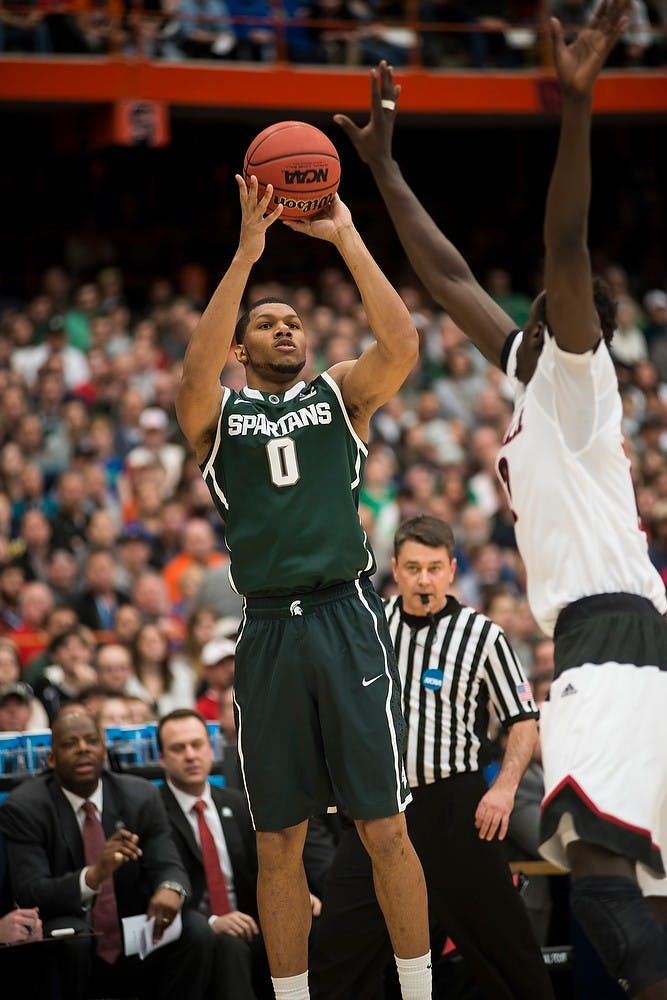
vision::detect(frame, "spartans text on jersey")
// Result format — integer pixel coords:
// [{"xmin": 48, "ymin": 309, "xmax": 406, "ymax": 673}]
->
[{"xmin": 227, "ymin": 402, "xmax": 332, "ymax": 437}]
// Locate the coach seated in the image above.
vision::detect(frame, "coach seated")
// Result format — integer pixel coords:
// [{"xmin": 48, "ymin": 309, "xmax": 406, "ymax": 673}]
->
[
  {"xmin": 0, "ymin": 707, "xmax": 215, "ymax": 1000},
  {"xmin": 157, "ymin": 708, "xmax": 273, "ymax": 999}
]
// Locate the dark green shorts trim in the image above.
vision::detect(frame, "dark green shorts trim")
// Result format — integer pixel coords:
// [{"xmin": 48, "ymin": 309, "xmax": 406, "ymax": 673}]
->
[{"xmin": 234, "ymin": 579, "xmax": 411, "ymax": 831}]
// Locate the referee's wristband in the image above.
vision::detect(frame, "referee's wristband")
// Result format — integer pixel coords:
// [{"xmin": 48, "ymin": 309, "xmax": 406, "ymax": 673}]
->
[{"xmin": 500, "ymin": 328, "xmax": 522, "ymax": 377}]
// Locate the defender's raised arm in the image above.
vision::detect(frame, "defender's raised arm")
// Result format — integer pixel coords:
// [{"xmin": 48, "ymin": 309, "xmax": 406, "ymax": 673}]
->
[{"xmin": 334, "ymin": 61, "xmax": 516, "ymax": 368}]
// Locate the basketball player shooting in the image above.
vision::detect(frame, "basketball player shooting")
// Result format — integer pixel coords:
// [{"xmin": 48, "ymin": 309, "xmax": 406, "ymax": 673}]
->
[
  {"xmin": 175, "ymin": 180, "xmax": 432, "ymax": 1000},
  {"xmin": 334, "ymin": 1, "xmax": 667, "ymax": 996}
]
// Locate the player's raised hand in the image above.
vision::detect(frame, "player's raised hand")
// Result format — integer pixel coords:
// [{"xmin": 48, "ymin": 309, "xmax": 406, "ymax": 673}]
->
[
  {"xmin": 333, "ymin": 60, "xmax": 401, "ymax": 167},
  {"xmin": 281, "ymin": 194, "xmax": 353, "ymax": 243},
  {"xmin": 550, "ymin": 0, "xmax": 630, "ymax": 97},
  {"xmin": 235, "ymin": 173, "xmax": 283, "ymax": 264}
]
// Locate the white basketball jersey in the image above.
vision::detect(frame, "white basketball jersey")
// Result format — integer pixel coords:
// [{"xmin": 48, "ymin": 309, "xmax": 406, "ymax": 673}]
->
[{"xmin": 496, "ymin": 334, "xmax": 666, "ymax": 636}]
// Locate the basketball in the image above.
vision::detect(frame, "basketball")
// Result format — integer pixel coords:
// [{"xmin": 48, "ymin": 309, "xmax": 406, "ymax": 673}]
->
[{"xmin": 243, "ymin": 121, "xmax": 341, "ymax": 220}]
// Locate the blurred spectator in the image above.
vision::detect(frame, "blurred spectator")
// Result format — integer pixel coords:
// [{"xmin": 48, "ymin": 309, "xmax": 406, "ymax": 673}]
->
[
  {"xmin": 75, "ymin": 682, "xmax": 110, "ymax": 718},
  {"xmin": 72, "ymin": 547, "xmax": 131, "ymax": 632},
  {"xmin": 95, "ymin": 642, "xmax": 137, "ymax": 694},
  {"xmin": 643, "ymin": 288, "xmax": 667, "ymax": 345},
  {"xmin": 65, "ymin": 0, "xmax": 129, "ymax": 53},
  {"xmin": 467, "ymin": 424, "xmax": 503, "ymax": 517},
  {"xmin": 162, "ymin": 517, "xmax": 226, "ymax": 606},
  {"xmin": 165, "ymin": 0, "xmax": 237, "ymax": 58},
  {"xmin": 113, "ymin": 602, "xmax": 143, "ymax": 647},
  {"xmin": 116, "ymin": 522, "xmax": 157, "ymax": 591},
  {"xmin": 126, "ymin": 406, "xmax": 185, "ymax": 497},
  {"xmin": 86, "ymin": 508, "xmax": 121, "ymax": 550},
  {"xmin": 11, "ymin": 508, "xmax": 53, "ymax": 582},
  {"xmin": 10, "ymin": 462, "xmax": 58, "ymax": 532},
  {"xmin": 7, "ymin": 580, "xmax": 55, "ymax": 668},
  {"xmin": 11, "ymin": 314, "xmax": 90, "ymax": 391},
  {"xmin": 550, "ymin": 0, "xmax": 655, "ymax": 65},
  {"xmin": 0, "ymin": 640, "xmax": 49, "ymax": 728},
  {"xmin": 130, "ymin": 571, "xmax": 182, "ymax": 644},
  {"xmin": 610, "ymin": 294, "xmax": 649, "ymax": 367},
  {"xmin": 130, "ymin": 620, "xmax": 194, "ymax": 716},
  {"xmin": 226, "ymin": 0, "xmax": 275, "ymax": 59},
  {"xmin": 282, "ymin": 0, "xmax": 329, "ymax": 61},
  {"xmin": 23, "ymin": 605, "xmax": 79, "ymax": 684},
  {"xmin": 434, "ymin": 341, "xmax": 487, "ymax": 425},
  {"xmin": 484, "ymin": 266, "xmax": 532, "ymax": 329},
  {"xmin": 125, "ymin": 693, "xmax": 157, "ymax": 723},
  {"xmin": 32, "ymin": 625, "xmax": 98, "ymax": 723},
  {"xmin": 645, "ymin": 289, "xmax": 667, "ymax": 379},
  {"xmin": 44, "ymin": 547, "xmax": 79, "ymax": 607},
  {"xmin": 114, "ymin": 385, "xmax": 145, "ymax": 457},
  {"xmin": 0, "ymin": 0, "xmax": 52, "ymax": 52},
  {"xmin": 483, "ymin": 585, "xmax": 532, "ymax": 668},
  {"xmin": 49, "ymin": 469, "xmax": 91, "ymax": 558},
  {"xmin": 305, "ymin": 0, "xmax": 383, "ymax": 64},
  {"xmin": 0, "ymin": 680, "xmax": 47, "ymax": 732},
  {"xmin": 96, "ymin": 691, "xmax": 134, "ymax": 727},
  {"xmin": 0, "ymin": 558, "xmax": 26, "ymax": 632},
  {"xmin": 171, "ymin": 605, "xmax": 219, "ymax": 694},
  {"xmin": 194, "ymin": 637, "xmax": 235, "ymax": 722},
  {"xmin": 529, "ymin": 636, "xmax": 555, "ymax": 678}
]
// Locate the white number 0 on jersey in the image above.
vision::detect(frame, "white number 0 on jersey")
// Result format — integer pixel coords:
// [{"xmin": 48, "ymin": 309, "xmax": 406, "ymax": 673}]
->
[{"xmin": 266, "ymin": 437, "xmax": 301, "ymax": 487}]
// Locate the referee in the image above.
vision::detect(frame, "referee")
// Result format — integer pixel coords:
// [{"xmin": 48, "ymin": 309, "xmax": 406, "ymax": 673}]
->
[{"xmin": 310, "ymin": 515, "xmax": 554, "ymax": 999}]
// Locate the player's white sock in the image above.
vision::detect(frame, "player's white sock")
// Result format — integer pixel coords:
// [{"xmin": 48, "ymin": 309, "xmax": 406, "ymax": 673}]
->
[
  {"xmin": 271, "ymin": 970, "xmax": 309, "ymax": 999},
  {"xmin": 395, "ymin": 952, "xmax": 432, "ymax": 1000}
]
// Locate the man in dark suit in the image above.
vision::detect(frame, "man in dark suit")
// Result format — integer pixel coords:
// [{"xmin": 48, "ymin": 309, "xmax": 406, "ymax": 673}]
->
[
  {"xmin": 71, "ymin": 547, "xmax": 131, "ymax": 632},
  {"xmin": 0, "ymin": 708, "xmax": 215, "ymax": 1000},
  {"xmin": 0, "ymin": 828, "xmax": 60, "ymax": 997},
  {"xmin": 157, "ymin": 708, "xmax": 272, "ymax": 1000}
]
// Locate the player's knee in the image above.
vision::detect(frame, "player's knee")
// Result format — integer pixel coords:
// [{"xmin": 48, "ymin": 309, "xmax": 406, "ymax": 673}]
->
[
  {"xmin": 570, "ymin": 876, "xmax": 667, "ymax": 994},
  {"xmin": 256, "ymin": 824, "xmax": 306, "ymax": 866},
  {"xmin": 355, "ymin": 814, "xmax": 406, "ymax": 862}
]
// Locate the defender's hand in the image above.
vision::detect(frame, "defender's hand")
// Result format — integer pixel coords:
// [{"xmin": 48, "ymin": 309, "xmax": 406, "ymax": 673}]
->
[
  {"xmin": 550, "ymin": 0, "xmax": 631, "ymax": 97},
  {"xmin": 333, "ymin": 59, "xmax": 400, "ymax": 167}
]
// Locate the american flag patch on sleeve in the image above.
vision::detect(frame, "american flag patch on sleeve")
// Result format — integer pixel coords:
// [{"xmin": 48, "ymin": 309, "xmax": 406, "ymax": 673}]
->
[{"xmin": 516, "ymin": 682, "xmax": 532, "ymax": 704}]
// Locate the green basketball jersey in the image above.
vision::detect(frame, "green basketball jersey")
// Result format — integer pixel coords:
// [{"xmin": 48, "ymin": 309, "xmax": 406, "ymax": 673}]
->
[{"xmin": 199, "ymin": 372, "xmax": 376, "ymax": 596}]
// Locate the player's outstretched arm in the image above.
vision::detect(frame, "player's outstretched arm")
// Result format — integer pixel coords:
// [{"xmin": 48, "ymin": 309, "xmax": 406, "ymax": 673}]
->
[
  {"xmin": 176, "ymin": 175, "xmax": 283, "ymax": 462},
  {"xmin": 284, "ymin": 195, "xmax": 419, "ymax": 440},
  {"xmin": 333, "ymin": 61, "xmax": 515, "ymax": 368},
  {"xmin": 543, "ymin": 0, "xmax": 630, "ymax": 354}
]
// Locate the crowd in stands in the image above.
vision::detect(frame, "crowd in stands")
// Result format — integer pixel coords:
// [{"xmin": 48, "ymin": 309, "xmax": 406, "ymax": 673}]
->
[
  {"xmin": 0, "ymin": 255, "xmax": 665, "ymax": 742},
  {"xmin": 1, "ymin": 0, "xmax": 666, "ymax": 66}
]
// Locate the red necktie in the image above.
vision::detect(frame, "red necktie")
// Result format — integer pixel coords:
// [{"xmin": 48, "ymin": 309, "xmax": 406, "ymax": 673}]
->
[
  {"xmin": 193, "ymin": 799, "xmax": 232, "ymax": 916},
  {"xmin": 82, "ymin": 800, "xmax": 123, "ymax": 963}
]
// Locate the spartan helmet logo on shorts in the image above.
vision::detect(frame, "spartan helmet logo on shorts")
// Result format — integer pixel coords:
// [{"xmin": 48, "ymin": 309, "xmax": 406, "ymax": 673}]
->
[{"xmin": 290, "ymin": 601, "xmax": 303, "ymax": 616}]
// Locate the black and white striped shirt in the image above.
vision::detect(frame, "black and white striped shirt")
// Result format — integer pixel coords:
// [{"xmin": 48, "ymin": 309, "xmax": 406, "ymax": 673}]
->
[{"xmin": 385, "ymin": 595, "xmax": 538, "ymax": 788}]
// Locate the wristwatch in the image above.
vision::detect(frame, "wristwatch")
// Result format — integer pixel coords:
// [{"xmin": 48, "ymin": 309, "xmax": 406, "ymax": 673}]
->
[{"xmin": 158, "ymin": 881, "xmax": 188, "ymax": 903}]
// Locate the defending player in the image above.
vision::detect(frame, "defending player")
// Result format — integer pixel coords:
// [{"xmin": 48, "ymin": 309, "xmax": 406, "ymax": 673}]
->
[{"xmin": 334, "ymin": 2, "xmax": 667, "ymax": 996}]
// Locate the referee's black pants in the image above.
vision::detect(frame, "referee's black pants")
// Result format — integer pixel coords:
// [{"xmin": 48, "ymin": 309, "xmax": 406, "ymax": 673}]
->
[{"xmin": 309, "ymin": 771, "xmax": 554, "ymax": 1000}]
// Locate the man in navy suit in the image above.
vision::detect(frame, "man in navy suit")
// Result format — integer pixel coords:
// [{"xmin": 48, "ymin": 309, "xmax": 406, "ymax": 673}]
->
[
  {"xmin": 158, "ymin": 708, "xmax": 273, "ymax": 1000},
  {"xmin": 0, "ymin": 708, "xmax": 214, "ymax": 1000}
]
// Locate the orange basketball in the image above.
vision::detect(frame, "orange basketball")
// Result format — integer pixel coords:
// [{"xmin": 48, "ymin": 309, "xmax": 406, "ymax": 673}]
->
[{"xmin": 243, "ymin": 121, "xmax": 341, "ymax": 220}]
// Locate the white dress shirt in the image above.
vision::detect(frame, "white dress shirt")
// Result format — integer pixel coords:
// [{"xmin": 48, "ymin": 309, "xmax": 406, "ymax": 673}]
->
[
  {"xmin": 60, "ymin": 780, "xmax": 104, "ymax": 904},
  {"xmin": 166, "ymin": 779, "xmax": 237, "ymax": 916}
]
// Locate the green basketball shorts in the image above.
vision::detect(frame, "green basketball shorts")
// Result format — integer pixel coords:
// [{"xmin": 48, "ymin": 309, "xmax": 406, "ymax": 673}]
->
[{"xmin": 234, "ymin": 578, "xmax": 411, "ymax": 831}]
